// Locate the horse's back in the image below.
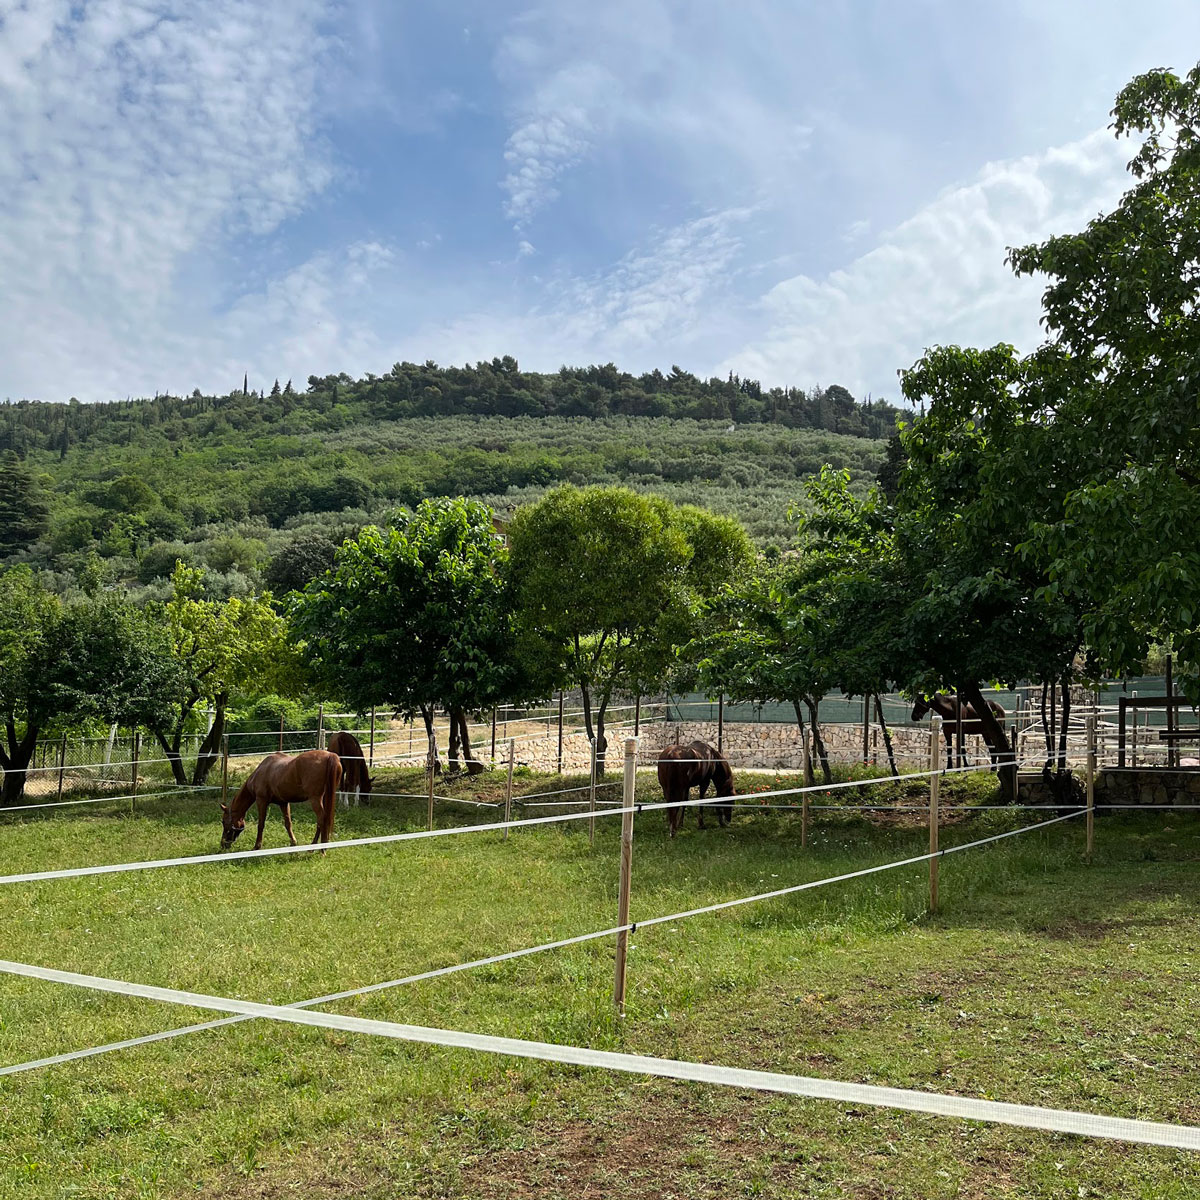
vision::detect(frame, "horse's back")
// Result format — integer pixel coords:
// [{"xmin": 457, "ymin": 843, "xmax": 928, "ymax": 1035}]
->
[{"xmin": 253, "ymin": 749, "xmax": 340, "ymax": 803}]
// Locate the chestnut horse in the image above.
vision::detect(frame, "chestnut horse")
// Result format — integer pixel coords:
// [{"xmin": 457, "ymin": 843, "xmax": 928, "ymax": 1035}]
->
[
  {"xmin": 657, "ymin": 741, "xmax": 735, "ymax": 838},
  {"xmin": 328, "ymin": 730, "xmax": 373, "ymax": 804},
  {"xmin": 911, "ymin": 695, "xmax": 1007, "ymax": 766},
  {"xmin": 221, "ymin": 749, "xmax": 341, "ymax": 850}
]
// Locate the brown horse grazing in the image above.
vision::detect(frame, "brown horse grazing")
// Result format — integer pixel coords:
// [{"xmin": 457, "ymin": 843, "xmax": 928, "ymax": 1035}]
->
[
  {"xmin": 221, "ymin": 750, "xmax": 341, "ymax": 850},
  {"xmin": 657, "ymin": 741, "xmax": 735, "ymax": 839},
  {"xmin": 328, "ymin": 730, "xmax": 373, "ymax": 803},
  {"xmin": 911, "ymin": 694, "xmax": 1007, "ymax": 766}
]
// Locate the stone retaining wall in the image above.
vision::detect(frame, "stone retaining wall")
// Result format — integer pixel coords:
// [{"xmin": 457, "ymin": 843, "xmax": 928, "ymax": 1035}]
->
[{"xmin": 634, "ymin": 719, "xmax": 951, "ymax": 770}]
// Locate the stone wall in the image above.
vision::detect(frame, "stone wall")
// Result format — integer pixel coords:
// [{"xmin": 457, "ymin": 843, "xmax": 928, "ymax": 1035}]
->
[
  {"xmin": 1014, "ymin": 768, "xmax": 1200, "ymax": 806},
  {"xmin": 633, "ymin": 719, "xmax": 950, "ymax": 770}
]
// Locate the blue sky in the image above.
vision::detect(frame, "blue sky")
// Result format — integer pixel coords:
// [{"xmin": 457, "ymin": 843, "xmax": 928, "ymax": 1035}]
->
[{"xmin": 2, "ymin": 0, "xmax": 1199, "ymax": 404}]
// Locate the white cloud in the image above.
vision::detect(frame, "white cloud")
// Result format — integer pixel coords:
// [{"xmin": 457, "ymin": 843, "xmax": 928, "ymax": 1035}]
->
[
  {"xmin": 0, "ymin": 0, "xmax": 336, "ymax": 400},
  {"xmin": 717, "ymin": 128, "xmax": 1134, "ymax": 398}
]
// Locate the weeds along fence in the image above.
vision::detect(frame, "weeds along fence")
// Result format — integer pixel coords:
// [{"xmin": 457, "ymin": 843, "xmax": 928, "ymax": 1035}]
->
[{"xmin": 8, "ymin": 721, "xmax": 1193, "ymax": 1150}]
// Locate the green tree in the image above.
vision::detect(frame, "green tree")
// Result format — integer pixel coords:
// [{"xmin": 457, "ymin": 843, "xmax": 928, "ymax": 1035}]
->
[
  {"xmin": 291, "ymin": 498, "xmax": 522, "ymax": 773},
  {"xmin": 509, "ymin": 486, "xmax": 752, "ymax": 772},
  {"xmin": 0, "ymin": 451, "xmax": 49, "ymax": 557},
  {"xmin": 0, "ymin": 570, "xmax": 181, "ymax": 803},
  {"xmin": 1005, "ymin": 64, "xmax": 1200, "ymax": 688},
  {"xmin": 149, "ymin": 563, "xmax": 296, "ymax": 785}
]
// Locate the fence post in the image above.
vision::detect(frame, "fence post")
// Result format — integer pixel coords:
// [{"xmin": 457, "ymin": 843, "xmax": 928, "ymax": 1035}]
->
[
  {"xmin": 588, "ymin": 736, "xmax": 598, "ymax": 847},
  {"xmin": 929, "ymin": 716, "xmax": 942, "ymax": 914},
  {"xmin": 369, "ymin": 706, "xmax": 376, "ymax": 767},
  {"xmin": 557, "ymin": 691, "xmax": 564, "ymax": 775},
  {"xmin": 131, "ymin": 730, "xmax": 140, "ymax": 814},
  {"xmin": 56, "ymin": 733, "xmax": 67, "ymax": 801},
  {"xmin": 717, "ymin": 693, "xmax": 724, "ymax": 751},
  {"xmin": 614, "ymin": 737, "xmax": 638, "ymax": 1014},
  {"xmin": 317, "ymin": 704, "xmax": 325, "ymax": 751},
  {"xmin": 1130, "ymin": 690, "xmax": 1138, "ymax": 768},
  {"xmin": 862, "ymin": 695, "xmax": 870, "ymax": 766},
  {"xmin": 491, "ymin": 709, "xmax": 497, "ymax": 767},
  {"xmin": 427, "ymin": 734, "xmax": 436, "ymax": 831},
  {"xmin": 1086, "ymin": 712, "xmax": 1096, "ymax": 860},
  {"xmin": 221, "ymin": 735, "xmax": 230, "ymax": 809},
  {"xmin": 503, "ymin": 738, "xmax": 515, "ymax": 841},
  {"xmin": 1166, "ymin": 653, "xmax": 1176, "ymax": 769},
  {"xmin": 634, "ymin": 695, "xmax": 641, "ymax": 736}
]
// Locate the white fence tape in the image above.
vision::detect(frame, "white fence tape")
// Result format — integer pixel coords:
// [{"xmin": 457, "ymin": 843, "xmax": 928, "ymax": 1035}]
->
[
  {"xmin": 0, "ymin": 762, "xmax": 1054, "ymax": 888},
  {"xmin": 0, "ymin": 955, "xmax": 1194, "ymax": 1149},
  {"xmin": 0, "ymin": 813, "xmax": 1080, "ymax": 1078}
]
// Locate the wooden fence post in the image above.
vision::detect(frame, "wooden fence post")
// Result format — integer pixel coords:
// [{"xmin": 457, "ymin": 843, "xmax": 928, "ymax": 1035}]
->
[
  {"xmin": 929, "ymin": 716, "xmax": 942, "ymax": 914},
  {"xmin": 557, "ymin": 691, "xmax": 565, "ymax": 775},
  {"xmin": 278, "ymin": 713, "xmax": 285, "ymax": 752},
  {"xmin": 427, "ymin": 734, "xmax": 436, "ymax": 831},
  {"xmin": 56, "ymin": 733, "xmax": 67, "ymax": 801},
  {"xmin": 588, "ymin": 736, "xmax": 598, "ymax": 846},
  {"xmin": 131, "ymin": 730, "xmax": 140, "ymax": 814},
  {"xmin": 369, "ymin": 706, "xmax": 376, "ymax": 767},
  {"xmin": 317, "ymin": 704, "xmax": 325, "ymax": 751},
  {"xmin": 614, "ymin": 737, "xmax": 638, "ymax": 1014},
  {"xmin": 1086, "ymin": 712, "xmax": 1096, "ymax": 861},
  {"xmin": 221, "ymin": 735, "xmax": 230, "ymax": 809},
  {"xmin": 717, "ymin": 693, "xmax": 724, "ymax": 751},
  {"xmin": 504, "ymin": 738, "xmax": 515, "ymax": 842}
]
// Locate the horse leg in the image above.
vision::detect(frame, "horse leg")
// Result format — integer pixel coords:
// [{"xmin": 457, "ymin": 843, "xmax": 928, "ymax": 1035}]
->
[
  {"xmin": 253, "ymin": 797, "xmax": 269, "ymax": 851},
  {"xmin": 280, "ymin": 803, "xmax": 297, "ymax": 846}
]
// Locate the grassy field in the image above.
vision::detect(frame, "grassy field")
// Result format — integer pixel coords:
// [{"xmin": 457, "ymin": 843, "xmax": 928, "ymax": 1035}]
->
[{"xmin": 0, "ymin": 763, "xmax": 1198, "ymax": 1198}]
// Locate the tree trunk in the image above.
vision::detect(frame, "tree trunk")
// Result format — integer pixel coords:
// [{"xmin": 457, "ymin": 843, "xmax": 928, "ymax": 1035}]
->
[
  {"xmin": 804, "ymin": 698, "xmax": 832, "ymax": 783},
  {"xmin": 595, "ymin": 688, "xmax": 612, "ymax": 777},
  {"xmin": 192, "ymin": 693, "xmax": 227, "ymax": 786},
  {"xmin": 449, "ymin": 709, "xmax": 484, "ymax": 776},
  {"xmin": 420, "ymin": 706, "xmax": 441, "ymax": 774},
  {"xmin": 447, "ymin": 710, "xmax": 463, "ymax": 775},
  {"xmin": 960, "ymin": 680, "xmax": 1017, "ymax": 805},
  {"xmin": 1057, "ymin": 673, "xmax": 1071, "ymax": 776},
  {"xmin": 151, "ymin": 726, "xmax": 189, "ymax": 786},
  {"xmin": 793, "ymin": 700, "xmax": 814, "ymax": 786},
  {"xmin": 873, "ymin": 693, "xmax": 899, "ymax": 778},
  {"xmin": 0, "ymin": 720, "xmax": 38, "ymax": 805}
]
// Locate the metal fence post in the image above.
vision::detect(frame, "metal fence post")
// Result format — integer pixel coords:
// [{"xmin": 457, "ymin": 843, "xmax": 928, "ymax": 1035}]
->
[
  {"xmin": 317, "ymin": 704, "xmax": 325, "ymax": 751},
  {"xmin": 929, "ymin": 716, "xmax": 942, "ymax": 914},
  {"xmin": 503, "ymin": 738, "xmax": 515, "ymax": 841},
  {"xmin": 56, "ymin": 733, "xmax": 67, "ymax": 801},
  {"xmin": 221, "ymin": 735, "xmax": 230, "ymax": 809},
  {"xmin": 614, "ymin": 737, "xmax": 638, "ymax": 1014},
  {"xmin": 369, "ymin": 706, "xmax": 376, "ymax": 767},
  {"xmin": 131, "ymin": 730, "xmax": 140, "ymax": 814},
  {"xmin": 588, "ymin": 736, "xmax": 598, "ymax": 846},
  {"xmin": 1086, "ymin": 712, "xmax": 1096, "ymax": 860},
  {"xmin": 557, "ymin": 691, "xmax": 565, "ymax": 774},
  {"xmin": 427, "ymin": 734, "xmax": 436, "ymax": 831}
]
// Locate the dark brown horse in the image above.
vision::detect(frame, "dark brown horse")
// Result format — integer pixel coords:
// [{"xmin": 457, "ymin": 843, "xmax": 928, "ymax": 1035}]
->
[
  {"xmin": 657, "ymin": 741, "xmax": 735, "ymax": 838},
  {"xmin": 911, "ymin": 695, "xmax": 1007, "ymax": 766},
  {"xmin": 328, "ymin": 730, "xmax": 373, "ymax": 803},
  {"xmin": 221, "ymin": 749, "xmax": 341, "ymax": 850}
]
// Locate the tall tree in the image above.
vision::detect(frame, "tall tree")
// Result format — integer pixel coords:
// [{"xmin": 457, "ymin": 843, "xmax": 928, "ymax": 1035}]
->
[
  {"xmin": 149, "ymin": 563, "xmax": 296, "ymax": 785},
  {"xmin": 0, "ymin": 451, "xmax": 49, "ymax": 557},
  {"xmin": 290, "ymin": 498, "xmax": 524, "ymax": 773},
  {"xmin": 1006, "ymin": 64, "xmax": 1200, "ymax": 689},
  {"xmin": 509, "ymin": 486, "xmax": 752, "ymax": 772}
]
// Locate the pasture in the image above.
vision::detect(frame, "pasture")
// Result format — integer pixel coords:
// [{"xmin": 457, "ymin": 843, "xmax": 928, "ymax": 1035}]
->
[{"xmin": 1, "ymin": 762, "xmax": 1198, "ymax": 1198}]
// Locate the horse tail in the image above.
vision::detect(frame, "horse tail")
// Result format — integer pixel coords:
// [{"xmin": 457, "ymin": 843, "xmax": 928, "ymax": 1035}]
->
[{"xmin": 323, "ymin": 754, "xmax": 341, "ymax": 843}]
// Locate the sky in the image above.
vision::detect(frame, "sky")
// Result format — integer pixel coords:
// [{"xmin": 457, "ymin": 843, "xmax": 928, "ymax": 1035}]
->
[{"xmin": 1, "ymin": 1, "xmax": 1199, "ymax": 405}]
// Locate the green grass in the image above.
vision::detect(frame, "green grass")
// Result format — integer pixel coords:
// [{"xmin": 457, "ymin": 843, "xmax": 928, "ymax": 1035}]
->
[{"xmin": 0, "ymin": 765, "xmax": 1198, "ymax": 1198}]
